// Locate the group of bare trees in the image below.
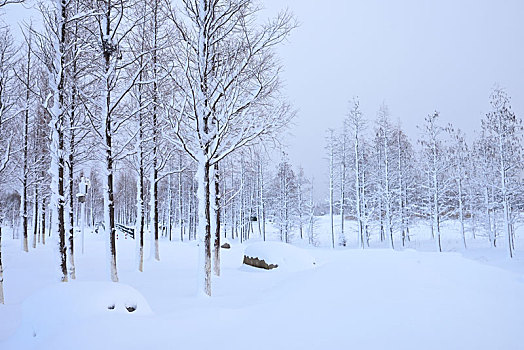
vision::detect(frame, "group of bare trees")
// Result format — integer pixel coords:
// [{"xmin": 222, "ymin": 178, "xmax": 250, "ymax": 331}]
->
[
  {"xmin": 0, "ymin": 0, "xmax": 295, "ymax": 299},
  {"xmin": 1, "ymin": 1, "xmax": 521, "ymax": 306},
  {"xmin": 326, "ymin": 90, "xmax": 523, "ymax": 257}
]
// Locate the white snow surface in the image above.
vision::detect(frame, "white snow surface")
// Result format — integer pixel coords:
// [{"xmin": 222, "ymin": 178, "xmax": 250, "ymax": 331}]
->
[
  {"xmin": 12, "ymin": 281, "xmax": 151, "ymax": 347},
  {"xmin": 0, "ymin": 219, "xmax": 523, "ymax": 350}
]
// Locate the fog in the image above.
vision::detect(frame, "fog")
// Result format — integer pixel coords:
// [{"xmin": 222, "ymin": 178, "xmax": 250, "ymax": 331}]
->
[{"xmin": 264, "ymin": 0, "xmax": 524, "ymax": 197}]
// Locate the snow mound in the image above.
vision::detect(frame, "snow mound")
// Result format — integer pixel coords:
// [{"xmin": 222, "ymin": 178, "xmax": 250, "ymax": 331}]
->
[
  {"xmin": 17, "ymin": 281, "xmax": 152, "ymax": 340},
  {"xmin": 243, "ymin": 242, "xmax": 316, "ymax": 272}
]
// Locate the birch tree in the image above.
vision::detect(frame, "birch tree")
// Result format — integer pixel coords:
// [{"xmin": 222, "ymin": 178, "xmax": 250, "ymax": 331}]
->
[
  {"xmin": 38, "ymin": 1, "xmax": 73, "ymax": 281},
  {"xmin": 346, "ymin": 98, "xmax": 366, "ymax": 248},
  {"xmin": 128, "ymin": 0, "xmax": 150, "ymax": 272},
  {"xmin": 418, "ymin": 111, "xmax": 449, "ymax": 252},
  {"xmin": 395, "ymin": 125, "xmax": 415, "ymax": 246},
  {"xmin": 375, "ymin": 103, "xmax": 395, "ymax": 249},
  {"xmin": 326, "ymin": 129, "xmax": 336, "ymax": 249},
  {"xmin": 0, "ymin": 25, "xmax": 18, "ymax": 305},
  {"xmin": 482, "ymin": 87, "xmax": 523, "ymax": 258},
  {"xmin": 91, "ymin": 0, "xmax": 149, "ymax": 282},
  {"xmin": 166, "ymin": 0, "xmax": 294, "ymax": 296},
  {"xmin": 338, "ymin": 128, "xmax": 348, "ymax": 246},
  {"xmin": 147, "ymin": 0, "xmax": 169, "ymax": 263},
  {"xmin": 40, "ymin": 0, "xmax": 95, "ymax": 280},
  {"xmin": 447, "ymin": 125, "xmax": 469, "ymax": 249},
  {"xmin": 63, "ymin": 0, "xmax": 92, "ymax": 279},
  {"xmin": 473, "ymin": 130, "xmax": 498, "ymax": 246},
  {"xmin": 17, "ymin": 30, "xmax": 34, "ymax": 253},
  {"xmin": 0, "ymin": 28, "xmax": 16, "ymax": 180},
  {"xmin": 296, "ymin": 166, "xmax": 308, "ymax": 241}
]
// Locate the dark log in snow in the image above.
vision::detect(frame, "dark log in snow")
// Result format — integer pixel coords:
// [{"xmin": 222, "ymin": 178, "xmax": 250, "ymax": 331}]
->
[{"xmin": 243, "ymin": 255, "xmax": 278, "ymax": 270}]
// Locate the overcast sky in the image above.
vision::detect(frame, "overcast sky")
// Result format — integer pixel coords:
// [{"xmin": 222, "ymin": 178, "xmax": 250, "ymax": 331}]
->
[
  {"xmin": 2, "ymin": 0, "xmax": 523, "ymax": 199},
  {"xmin": 263, "ymin": 0, "xmax": 524, "ymax": 197}
]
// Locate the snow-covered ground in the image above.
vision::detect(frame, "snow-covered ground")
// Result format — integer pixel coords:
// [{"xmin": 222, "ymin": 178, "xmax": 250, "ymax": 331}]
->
[{"xmin": 0, "ymin": 217, "xmax": 523, "ymax": 350}]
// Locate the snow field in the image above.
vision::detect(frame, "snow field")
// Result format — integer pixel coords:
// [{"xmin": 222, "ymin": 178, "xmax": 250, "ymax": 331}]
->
[{"xmin": 0, "ymin": 220, "xmax": 523, "ymax": 350}]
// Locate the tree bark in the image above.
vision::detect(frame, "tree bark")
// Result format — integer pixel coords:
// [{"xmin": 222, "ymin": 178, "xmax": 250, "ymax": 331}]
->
[
  {"xmin": 41, "ymin": 197, "xmax": 46, "ymax": 245},
  {"xmin": 21, "ymin": 42, "xmax": 30, "ymax": 253},
  {"xmin": 150, "ymin": 0, "xmax": 160, "ymax": 262},
  {"xmin": 67, "ymin": 89, "xmax": 77, "ymax": 279},
  {"xmin": 33, "ymin": 186, "xmax": 39, "ymax": 249},
  {"xmin": 101, "ymin": 0, "xmax": 118, "ymax": 283},
  {"xmin": 213, "ymin": 162, "xmax": 220, "ymax": 276},
  {"xmin": 197, "ymin": 160, "xmax": 212, "ymax": 296}
]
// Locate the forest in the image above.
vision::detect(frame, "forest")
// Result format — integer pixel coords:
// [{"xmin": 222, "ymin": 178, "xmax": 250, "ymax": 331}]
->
[{"xmin": 0, "ymin": 1, "xmax": 523, "ymax": 349}]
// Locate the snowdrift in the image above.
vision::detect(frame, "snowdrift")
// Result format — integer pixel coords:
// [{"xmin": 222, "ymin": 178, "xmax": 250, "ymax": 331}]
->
[{"xmin": 12, "ymin": 281, "xmax": 152, "ymax": 345}]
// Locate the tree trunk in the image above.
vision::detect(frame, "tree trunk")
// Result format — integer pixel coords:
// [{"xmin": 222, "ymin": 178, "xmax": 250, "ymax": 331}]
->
[
  {"xmin": 213, "ymin": 162, "xmax": 220, "ymax": 277},
  {"xmin": 33, "ymin": 186, "xmax": 39, "ymax": 248},
  {"xmin": 102, "ymin": 2, "xmax": 118, "ymax": 283},
  {"xmin": 68, "ymin": 98, "xmax": 76, "ymax": 279},
  {"xmin": 498, "ymin": 123, "xmax": 512, "ymax": 258},
  {"xmin": 137, "ymin": 122, "xmax": 145, "ymax": 272},
  {"xmin": 197, "ymin": 160, "xmax": 212, "ymax": 296},
  {"xmin": 383, "ymin": 128, "xmax": 393, "ymax": 249},
  {"xmin": 41, "ymin": 197, "xmax": 46, "ymax": 245},
  {"xmin": 329, "ymin": 134, "xmax": 335, "ymax": 249},
  {"xmin": 105, "ymin": 117, "xmax": 118, "ymax": 282},
  {"xmin": 58, "ymin": 133, "xmax": 68, "ymax": 282},
  {"xmin": 398, "ymin": 131, "xmax": 406, "ymax": 247},
  {"xmin": 167, "ymin": 174, "xmax": 172, "ymax": 241},
  {"xmin": 150, "ymin": 0, "xmax": 160, "ymax": 262},
  {"xmin": 179, "ymin": 155, "xmax": 184, "ymax": 242},
  {"xmin": 458, "ymin": 178, "xmax": 466, "ymax": 249},
  {"xmin": 50, "ymin": 6, "xmax": 69, "ymax": 281},
  {"xmin": 258, "ymin": 159, "xmax": 266, "ymax": 241},
  {"xmin": 354, "ymin": 129, "xmax": 364, "ymax": 249},
  {"xmin": 0, "ymin": 224, "xmax": 4, "ymax": 304},
  {"xmin": 432, "ymin": 142, "xmax": 441, "ymax": 252},
  {"xmin": 484, "ymin": 187, "xmax": 493, "ymax": 246},
  {"xmin": 150, "ymin": 166, "xmax": 159, "ymax": 261},
  {"xmin": 21, "ymin": 44, "xmax": 30, "ymax": 253}
]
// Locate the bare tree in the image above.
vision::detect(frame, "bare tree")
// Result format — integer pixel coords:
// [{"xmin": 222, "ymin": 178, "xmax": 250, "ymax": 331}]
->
[
  {"xmin": 17, "ymin": 30, "xmax": 34, "ymax": 253},
  {"xmin": 375, "ymin": 103, "xmax": 395, "ymax": 249},
  {"xmin": 0, "ymin": 26, "xmax": 16, "ymax": 183},
  {"xmin": 346, "ymin": 98, "xmax": 366, "ymax": 248},
  {"xmin": 0, "ymin": 26, "xmax": 15, "ymax": 301},
  {"xmin": 338, "ymin": 129, "xmax": 348, "ymax": 246},
  {"xmin": 418, "ymin": 111, "xmax": 449, "ymax": 252},
  {"xmin": 395, "ymin": 124, "xmax": 415, "ymax": 246},
  {"xmin": 473, "ymin": 130, "xmax": 497, "ymax": 246},
  {"xmin": 40, "ymin": 0, "xmax": 73, "ymax": 281},
  {"xmin": 447, "ymin": 125, "xmax": 469, "ymax": 249},
  {"xmin": 90, "ymin": 0, "xmax": 149, "ymax": 282},
  {"xmin": 0, "ymin": 30, "xmax": 17, "ymax": 308},
  {"xmin": 326, "ymin": 129, "xmax": 336, "ymax": 249},
  {"xmin": 166, "ymin": 0, "xmax": 295, "ymax": 296},
  {"xmin": 483, "ymin": 87, "xmax": 523, "ymax": 258}
]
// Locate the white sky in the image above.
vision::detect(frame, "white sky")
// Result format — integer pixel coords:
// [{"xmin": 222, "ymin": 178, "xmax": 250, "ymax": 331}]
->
[{"xmin": 263, "ymin": 0, "xmax": 524, "ymax": 197}]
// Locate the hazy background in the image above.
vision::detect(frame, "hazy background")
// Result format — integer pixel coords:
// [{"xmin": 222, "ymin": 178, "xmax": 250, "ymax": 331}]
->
[
  {"xmin": 2, "ymin": 0, "xmax": 523, "ymax": 200},
  {"xmin": 263, "ymin": 0, "xmax": 524, "ymax": 198}
]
